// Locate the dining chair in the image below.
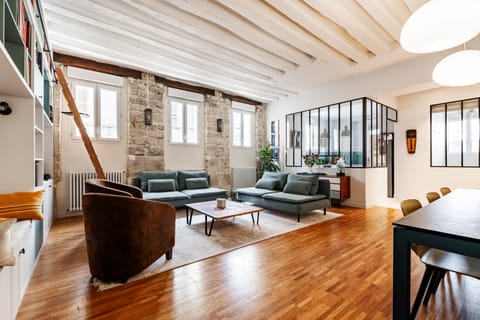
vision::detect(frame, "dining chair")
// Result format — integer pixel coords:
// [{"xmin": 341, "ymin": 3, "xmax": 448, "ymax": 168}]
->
[
  {"xmin": 426, "ymin": 192, "xmax": 441, "ymax": 203},
  {"xmin": 440, "ymin": 187, "xmax": 452, "ymax": 196},
  {"xmin": 400, "ymin": 199, "xmax": 480, "ymax": 319}
]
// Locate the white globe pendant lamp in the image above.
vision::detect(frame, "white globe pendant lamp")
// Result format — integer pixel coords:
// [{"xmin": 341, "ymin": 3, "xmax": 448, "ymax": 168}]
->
[
  {"xmin": 432, "ymin": 50, "xmax": 480, "ymax": 86},
  {"xmin": 400, "ymin": 0, "xmax": 480, "ymax": 53}
]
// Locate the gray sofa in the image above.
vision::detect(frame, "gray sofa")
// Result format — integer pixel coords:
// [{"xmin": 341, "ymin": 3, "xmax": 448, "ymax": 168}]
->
[
  {"xmin": 131, "ymin": 170, "xmax": 227, "ymax": 207},
  {"xmin": 233, "ymin": 172, "xmax": 331, "ymax": 222}
]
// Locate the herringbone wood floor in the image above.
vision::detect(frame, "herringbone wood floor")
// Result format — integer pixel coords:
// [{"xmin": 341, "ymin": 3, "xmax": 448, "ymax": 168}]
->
[{"xmin": 17, "ymin": 206, "xmax": 480, "ymax": 319}]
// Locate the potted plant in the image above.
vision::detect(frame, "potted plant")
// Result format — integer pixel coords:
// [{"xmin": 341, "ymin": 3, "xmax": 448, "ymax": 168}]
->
[
  {"xmin": 303, "ymin": 153, "xmax": 319, "ymax": 173},
  {"xmin": 258, "ymin": 143, "xmax": 280, "ymax": 177}
]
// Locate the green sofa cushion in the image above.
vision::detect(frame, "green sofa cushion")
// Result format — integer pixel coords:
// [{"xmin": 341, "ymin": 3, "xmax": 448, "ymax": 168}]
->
[
  {"xmin": 261, "ymin": 172, "xmax": 289, "ymax": 190},
  {"xmin": 185, "ymin": 177, "xmax": 209, "ymax": 189},
  {"xmin": 287, "ymin": 174, "xmax": 319, "ymax": 195},
  {"xmin": 255, "ymin": 178, "xmax": 279, "ymax": 190},
  {"xmin": 181, "ymin": 187, "xmax": 227, "ymax": 199},
  {"xmin": 283, "ymin": 181, "xmax": 312, "ymax": 195},
  {"xmin": 263, "ymin": 192, "xmax": 327, "ymax": 204},
  {"xmin": 178, "ymin": 170, "xmax": 208, "ymax": 190},
  {"xmin": 140, "ymin": 171, "xmax": 178, "ymax": 191},
  {"xmin": 148, "ymin": 179, "xmax": 177, "ymax": 192},
  {"xmin": 235, "ymin": 187, "xmax": 278, "ymax": 197},
  {"xmin": 142, "ymin": 191, "xmax": 189, "ymax": 201}
]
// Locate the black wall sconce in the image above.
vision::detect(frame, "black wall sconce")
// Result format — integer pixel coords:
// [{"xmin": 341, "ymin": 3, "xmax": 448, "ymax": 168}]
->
[
  {"xmin": 144, "ymin": 108, "xmax": 152, "ymax": 125},
  {"xmin": 0, "ymin": 101, "xmax": 12, "ymax": 115},
  {"xmin": 216, "ymin": 118, "xmax": 223, "ymax": 132},
  {"xmin": 406, "ymin": 129, "xmax": 417, "ymax": 154}
]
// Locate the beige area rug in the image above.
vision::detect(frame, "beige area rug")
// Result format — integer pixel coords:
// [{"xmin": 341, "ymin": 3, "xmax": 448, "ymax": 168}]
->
[{"xmin": 95, "ymin": 208, "xmax": 342, "ymax": 290}]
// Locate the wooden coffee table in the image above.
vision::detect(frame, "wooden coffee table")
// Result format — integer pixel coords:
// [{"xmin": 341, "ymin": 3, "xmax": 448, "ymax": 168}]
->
[{"xmin": 185, "ymin": 200, "xmax": 264, "ymax": 236}]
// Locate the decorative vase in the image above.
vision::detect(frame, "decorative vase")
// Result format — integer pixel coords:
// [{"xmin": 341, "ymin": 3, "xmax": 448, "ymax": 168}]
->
[{"xmin": 307, "ymin": 166, "xmax": 313, "ymax": 174}]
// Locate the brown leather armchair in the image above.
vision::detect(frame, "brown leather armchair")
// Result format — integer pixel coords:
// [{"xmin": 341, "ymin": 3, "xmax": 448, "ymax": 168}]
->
[{"xmin": 82, "ymin": 179, "xmax": 175, "ymax": 282}]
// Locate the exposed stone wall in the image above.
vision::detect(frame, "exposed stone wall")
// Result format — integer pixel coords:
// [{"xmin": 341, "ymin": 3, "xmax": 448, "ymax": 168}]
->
[
  {"xmin": 52, "ymin": 79, "xmax": 63, "ymax": 184},
  {"xmin": 255, "ymin": 104, "xmax": 267, "ymax": 178},
  {"xmin": 126, "ymin": 73, "xmax": 166, "ymax": 181},
  {"xmin": 204, "ymin": 91, "xmax": 232, "ymax": 191}
]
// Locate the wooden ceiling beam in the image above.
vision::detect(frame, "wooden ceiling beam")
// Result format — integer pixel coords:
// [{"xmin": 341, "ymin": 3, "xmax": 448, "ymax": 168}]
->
[
  {"xmin": 123, "ymin": 0, "xmax": 298, "ymax": 71},
  {"xmin": 53, "ymin": 52, "xmax": 142, "ymax": 79},
  {"xmin": 163, "ymin": 0, "xmax": 313, "ymax": 66},
  {"xmin": 218, "ymin": 0, "xmax": 352, "ymax": 65},
  {"xmin": 154, "ymin": 76, "xmax": 214, "ymax": 96},
  {"xmin": 222, "ymin": 93, "xmax": 262, "ymax": 106}
]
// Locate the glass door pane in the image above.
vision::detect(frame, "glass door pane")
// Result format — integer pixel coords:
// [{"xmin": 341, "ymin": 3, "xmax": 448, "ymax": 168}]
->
[
  {"xmin": 446, "ymin": 102, "xmax": 461, "ymax": 166},
  {"xmin": 329, "ymin": 104, "xmax": 339, "ymax": 157},
  {"xmin": 462, "ymin": 99, "xmax": 479, "ymax": 166},
  {"xmin": 302, "ymin": 111, "xmax": 310, "ymax": 155},
  {"xmin": 319, "ymin": 107, "xmax": 329, "ymax": 158},
  {"xmin": 310, "ymin": 109, "xmax": 319, "ymax": 155},
  {"xmin": 286, "ymin": 114, "xmax": 294, "ymax": 166},
  {"xmin": 294, "ymin": 113, "xmax": 302, "ymax": 166},
  {"xmin": 351, "ymin": 99, "xmax": 363, "ymax": 167},
  {"xmin": 340, "ymin": 102, "xmax": 350, "ymax": 166},
  {"xmin": 431, "ymin": 104, "xmax": 446, "ymax": 166}
]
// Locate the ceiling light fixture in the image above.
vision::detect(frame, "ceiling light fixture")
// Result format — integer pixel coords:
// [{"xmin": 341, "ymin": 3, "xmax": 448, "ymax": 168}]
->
[
  {"xmin": 400, "ymin": 0, "xmax": 480, "ymax": 53},
  {"xmin": 432, "ymin": 49, "xmax": 480, "ymax": 86}
]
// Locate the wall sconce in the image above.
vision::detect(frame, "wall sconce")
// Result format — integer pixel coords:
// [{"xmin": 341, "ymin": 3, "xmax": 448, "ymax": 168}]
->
[
  {"xmin": 144, "ymin": 108, "xmax": 152, "ymax": 125},
  {"xmin": 406, "ymin": 129, "xmax": 417, "ymax": 154},
  {"xmin": 0, "ymin": 101, "xmax": 12, "ymax": 115},
  {"xmin": 216, "ymin": 118, "xmax": 223, "ymax": 132}
]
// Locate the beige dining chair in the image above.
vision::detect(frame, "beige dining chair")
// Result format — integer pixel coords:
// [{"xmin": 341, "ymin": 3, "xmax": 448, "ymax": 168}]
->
[
  {"xmin": 426, "ymin": 192, "xmax": 441, "ymax": 203},
  {"xmin": 440, "ymin": 187, "xmax": 452, "ymax": 196},
  {"xmin": 400, "ymin": 199, "xmax": 480, "ymax": 319}
]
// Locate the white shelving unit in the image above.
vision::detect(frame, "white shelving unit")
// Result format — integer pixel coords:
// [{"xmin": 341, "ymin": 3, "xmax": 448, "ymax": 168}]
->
[{"xmin": 0, "ymin": 0, "xmax": 54, "ymax": 319}]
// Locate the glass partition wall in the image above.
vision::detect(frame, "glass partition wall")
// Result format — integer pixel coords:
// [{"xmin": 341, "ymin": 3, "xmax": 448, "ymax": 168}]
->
[{"xmin": 285, "ymin": 97, "xmax": 397, "ymax": 168}]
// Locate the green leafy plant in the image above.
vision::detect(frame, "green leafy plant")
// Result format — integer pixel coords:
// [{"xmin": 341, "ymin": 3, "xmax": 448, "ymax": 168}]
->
[
  {"xmin": 258, "ymin": 143, "xmax": 280, "ymax": 172},
  {"xmin": 303, "ymin": 153, "xmax": 319, "ymax": 167}
]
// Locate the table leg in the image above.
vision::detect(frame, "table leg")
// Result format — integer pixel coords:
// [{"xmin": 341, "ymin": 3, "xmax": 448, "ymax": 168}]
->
[
  {"xmin": 256, "ymin": 211, "xmax": 260, "ymax": 224},
  {"xmin": 205, "ymin": 215, "xmax": 215, "ymax": 236},
  {"xmin": 393, "ymin": 226, "xmax": 412, "ymax": 320},
  {"xmin": 250, "ymin": 213, "xmax": 255, "ymax": 223},
  {"xmin": 186, "ymin": 208, "xmax": 194, "ymax": 225}
]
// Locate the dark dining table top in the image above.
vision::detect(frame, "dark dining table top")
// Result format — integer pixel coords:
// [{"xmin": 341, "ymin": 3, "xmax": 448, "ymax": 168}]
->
[{"xmin": 393, "ymin": 189, "xmax": 480, "ymax": 241}]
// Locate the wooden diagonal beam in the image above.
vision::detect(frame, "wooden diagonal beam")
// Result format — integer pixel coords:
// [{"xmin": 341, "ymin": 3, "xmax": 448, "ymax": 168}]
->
[{"xmin": 55, "ymin": 67, "xmax": 106, "ymax": 179}]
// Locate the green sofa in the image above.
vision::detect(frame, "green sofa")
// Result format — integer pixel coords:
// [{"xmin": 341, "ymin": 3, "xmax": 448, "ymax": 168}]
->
[
  {"xmin": 131, "ymin": 170, "xmax": 227, "ymax": 207},
  {"xmin": 233, "ymin": 172, "xmax": 331, "ymax": 222}
]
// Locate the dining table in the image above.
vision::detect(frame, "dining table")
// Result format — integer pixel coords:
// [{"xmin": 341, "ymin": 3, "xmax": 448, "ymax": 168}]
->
[{"xmin": 392, "ymin": 189, "xmax": 480, "ymax": 319}]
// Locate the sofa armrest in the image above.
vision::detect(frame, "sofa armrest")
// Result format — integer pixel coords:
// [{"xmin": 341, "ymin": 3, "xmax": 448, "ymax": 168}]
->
[{"xmin": 317, "ymin": 179, "xmax": 331, "ymax": 199}]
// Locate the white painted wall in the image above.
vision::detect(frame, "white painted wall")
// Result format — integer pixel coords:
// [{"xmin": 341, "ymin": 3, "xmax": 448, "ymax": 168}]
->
[{"xmin": 395, "ymin": 83, "xmax": 480, "ymax": 206}]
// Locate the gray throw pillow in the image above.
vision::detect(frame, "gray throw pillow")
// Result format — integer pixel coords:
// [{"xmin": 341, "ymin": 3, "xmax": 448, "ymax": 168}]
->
[
  {"xmin": 287, "ymin": 174, "xmax": 319, "ymax": 195},
  {"xmin": 148, "ymin": 179, "xmax": 176, "ymax": 192},
  {"xmin": 283, "ymin": 181, "xmax": 312, "ymax": 195},
  {"xmin": 262, "ymin": 172, "xmax": 289, "ymax": 190},
  {"xmin": 185, "ymin": 177, "xmax": 210, "ymax": 189},
  {"xmin": 255, "ymin": 178, "xmax": 279, "ymax": 190},
  {"xmin": 178, "ymin": 170, "xmax": 208, "ymax": 190},
  {"xmin": 140, "ymin": 171, "xmax": 178, "ymax": 191}
]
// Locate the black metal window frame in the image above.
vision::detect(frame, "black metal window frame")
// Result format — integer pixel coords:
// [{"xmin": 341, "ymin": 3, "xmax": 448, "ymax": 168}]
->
[
  {"xmin": 285, "ymin": 97, "xmax": 397, "ymax": 168},
  {"xmin": 430, "ymin": 97, "xmax": 480, "ymax": 167}
]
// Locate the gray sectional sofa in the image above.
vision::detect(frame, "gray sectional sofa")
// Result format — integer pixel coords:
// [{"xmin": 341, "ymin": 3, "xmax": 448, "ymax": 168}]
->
[
  {"xmin": 131, "ymin": 170, "xmax": 227, "ymax": 207},
  {"xmin": 233, "ymin": 172, "xmax": 331, "ymax": 222}
]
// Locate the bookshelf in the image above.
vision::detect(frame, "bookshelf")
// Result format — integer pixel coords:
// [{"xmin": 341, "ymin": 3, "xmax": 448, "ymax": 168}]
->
[{"xmin": 0, "ymin": 0, "xmax": 54, "ymax": 319}]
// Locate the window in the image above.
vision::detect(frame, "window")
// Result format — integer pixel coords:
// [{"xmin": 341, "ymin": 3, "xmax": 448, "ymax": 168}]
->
[
  {"xmin": 170, "ymin": 98, "xmax": 199, "ymax": 144},
  {"xmin": 73, "ymin": 81, "xmax": 120, "ymax": 140},
  {"xmin": 232, "ymin": 110, "xmax": 252, "ymax": 147},
  {"xmin": 431, "ymin": 98, "xmax": 480, "ymax": 167}
]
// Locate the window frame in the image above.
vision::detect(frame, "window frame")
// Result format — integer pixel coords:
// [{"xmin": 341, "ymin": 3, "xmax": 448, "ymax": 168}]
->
[
  {"xmin": 430, "ymin": 97, "xmax": 480, "ymax": 167},
  {"xmin": 169, "ymin": 97, "xmax": 200, "ymax": 145},
  {"xmin": 71, "ymin": 79, "xmax": 121, "ymax": 142},
  {"xmin": 232, "ymin": 109, "xmax": 254, "ymax": 148}
]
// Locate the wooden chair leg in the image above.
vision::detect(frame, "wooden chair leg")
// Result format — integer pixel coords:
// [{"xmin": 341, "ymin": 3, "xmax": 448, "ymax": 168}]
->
[
  {"xmin": 410, "ymin": 265, "xmax": 434, "ymax": 319},
  {"xmin": 165, "ymin": 248, "xmax": 173, "ymax": 260}
]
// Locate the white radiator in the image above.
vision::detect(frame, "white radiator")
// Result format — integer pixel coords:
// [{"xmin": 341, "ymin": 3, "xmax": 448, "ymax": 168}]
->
[
  {"xmin": 68, "ymin": 170, "xmax": 126, "ymax": 212},
  {"xmin": 231, "ymin": 167, "xmax": 257, "ymax": 188}
]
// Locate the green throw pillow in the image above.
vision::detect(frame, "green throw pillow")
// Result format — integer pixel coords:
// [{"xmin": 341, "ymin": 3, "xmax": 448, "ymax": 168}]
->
[
  {"xmin": 148, "ymin": 179, "xmax": 176, "ymax": 192},
  {"xmin": 262, "ymin": 172, "xmax": 289, "ymax": 190},
  {"xmin": 255, "ymin": 178, "xmax": 279, "ymax": 190},
  {"xmin": 283, "ymin": 181, "xmax": 312, "ymax": 195},
  {"xmin": 287, "ymin": 174, "xmax": 319, "ymax": 195},
  {"xmin": 140, "ymin": 171, "xmax": 178, "ymax": 191},
  {"xmin": 185, "ymin": 177, "xmax": 210, "ymax": 189},
  {"xmin": 178, "ymin": 170, "xmax": 208, "ymax": 190}
]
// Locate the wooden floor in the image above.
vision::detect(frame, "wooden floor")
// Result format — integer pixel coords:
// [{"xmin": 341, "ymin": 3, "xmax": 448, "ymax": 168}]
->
[{"xmin": 17, "ymin": 206, "xmax": 480, "ymax": 320}]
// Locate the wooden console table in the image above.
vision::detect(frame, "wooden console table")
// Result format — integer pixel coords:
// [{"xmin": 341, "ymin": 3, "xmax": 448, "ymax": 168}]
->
[{"xmin": 320, "ymin": 175, "xmax": 350, "ymax": 202}]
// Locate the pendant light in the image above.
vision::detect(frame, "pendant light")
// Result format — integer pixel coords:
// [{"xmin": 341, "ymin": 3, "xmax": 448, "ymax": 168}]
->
[
  {"xmin": 400, "ymin": 0, "xmax": 480, "ymax": 53},
  {"xmin": 432, "ymin": 49, "xmax": 480, "ymax": 86}
]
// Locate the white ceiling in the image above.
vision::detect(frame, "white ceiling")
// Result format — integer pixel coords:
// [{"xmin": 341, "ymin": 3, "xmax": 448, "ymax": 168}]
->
[{"xmin": 43, "ymin": 0, "xmax": 429, "ymax": 103}]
